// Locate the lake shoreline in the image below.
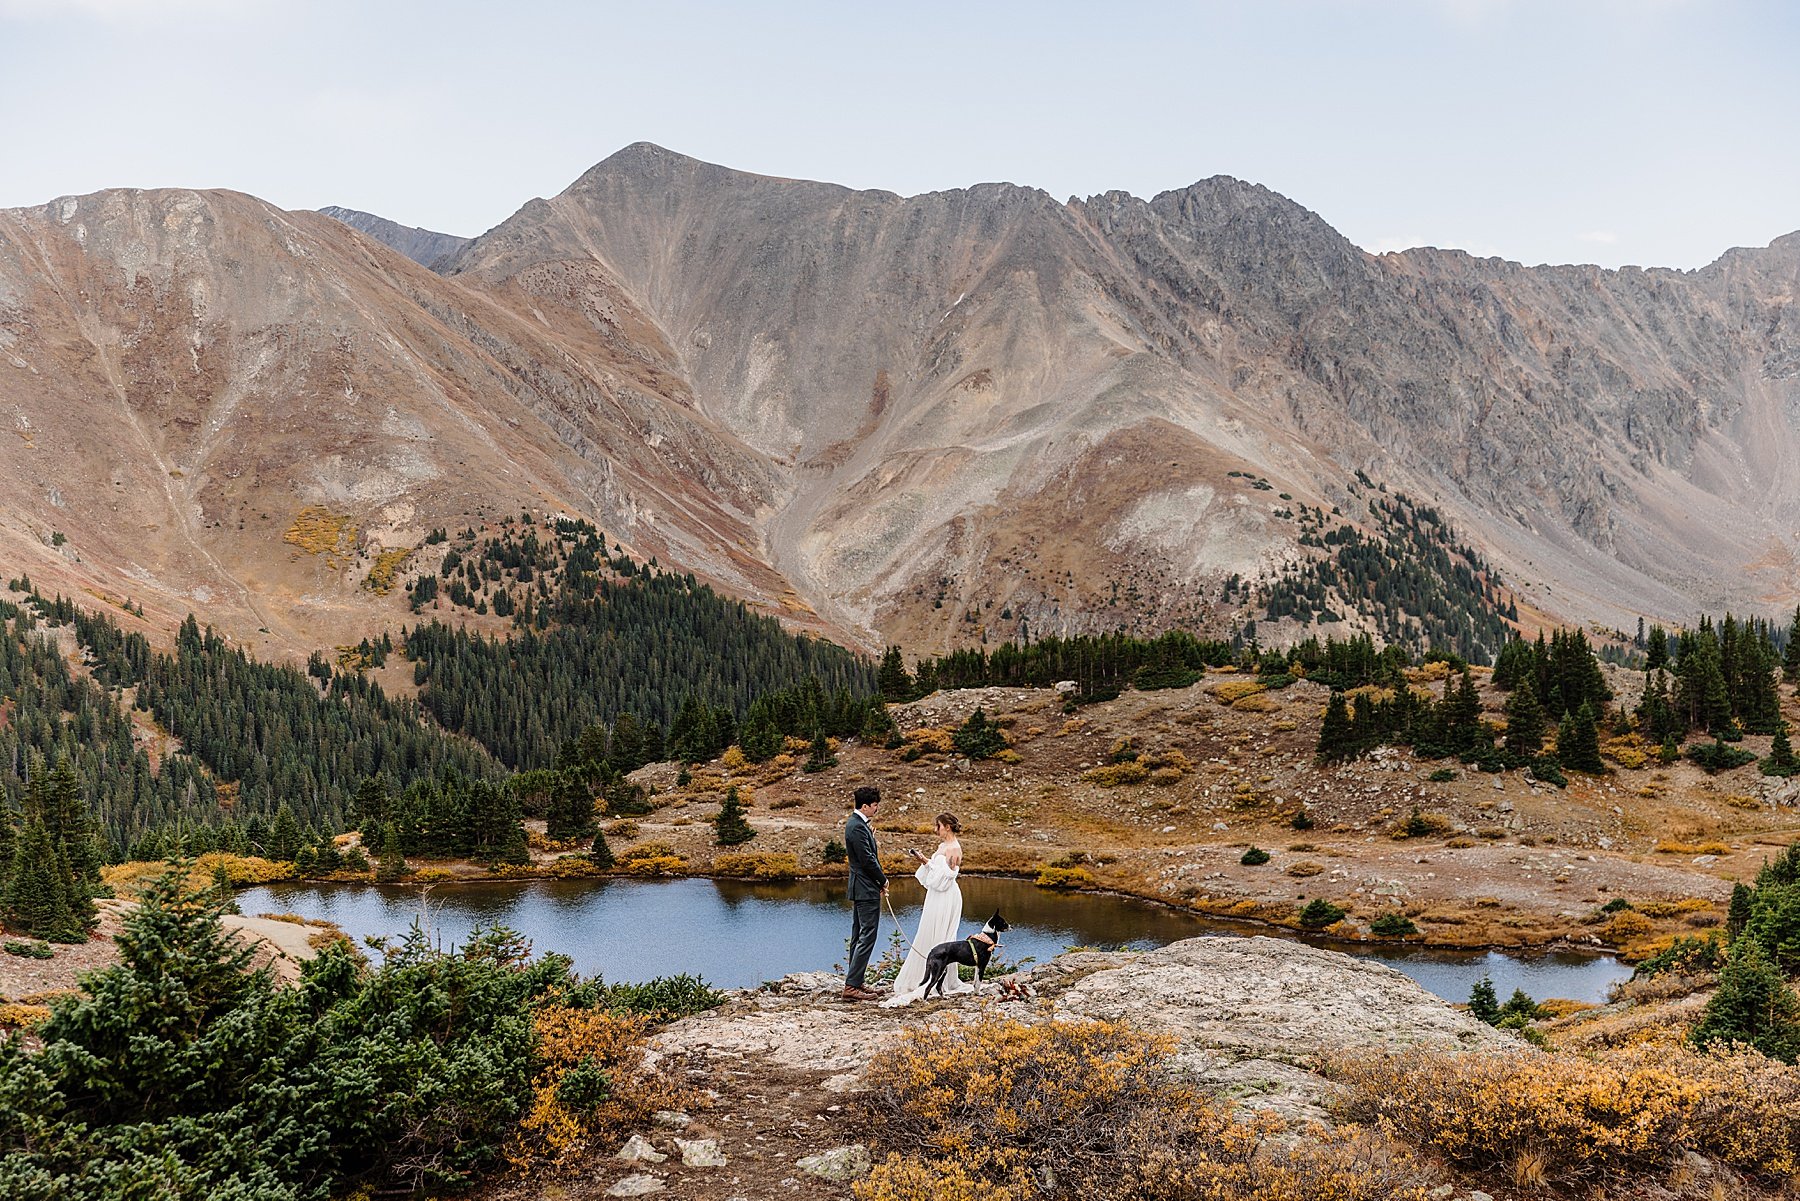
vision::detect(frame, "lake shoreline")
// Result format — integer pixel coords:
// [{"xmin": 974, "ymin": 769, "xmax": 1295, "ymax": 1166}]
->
[{"xmin": 243, "ymin": 865, "xmax": 1635, "ymax": 967}]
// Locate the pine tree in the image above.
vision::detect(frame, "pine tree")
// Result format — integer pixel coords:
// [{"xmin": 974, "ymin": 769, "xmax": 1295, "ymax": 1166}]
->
[
  {"xmin": 1442, "ymin": 668, "xmax": 1486, "ymax": 755},
  {"xmin": 1646, "ymin": 624, "xmax": 1669, "ymax": 672},
  {"xmin": 211, "ymin": 861, "xmax": 240, "ymax": 915},
  {"xmin": 268, "ymin": 803, "xmax": 303, "ymax": 862},
  {"xmin": 43, "ymin": 758, "xmax": 100, "ymax": 892},
  {"xmin": 1468, "ymin": 976, "xmax": 1500, "ymax": 1025},
  {"xmin": 375, "ymin": 822, "xmax": 409, "ymax": 882},
  {"xmin": 3, "ymin": 818, "xmax": 84, "ymax": 941},
  {"xmin": 714, "ymin": 786, "xmax": 755, "ymax": 846},
  {"xmin": 1785, "ymin": 605, "xmax": 1800, "ymax": 683},
  {"xmin": 803, "ymin": 730, "xmax": 838, "ymax": 773},
  {"xmin": 878, "ymin": 646, "xmax": 914, "ymax": 701},
  {"xmin": 1560, "ymin": 702, "xmax": 1606, "ymax": 774},
  {"xmin": 546, "ymin": 772, "xmax": 596, "ymax": 841},
  {"xmin": 352, "ymin": 775, "xmax": 389, "ymax": 832},
  {"xmin": 952, "ymin": 707, "xmax": 1008, "ymax": 760},
  {"xmin": 739, "ymin": 710, "xmax": 783, "ymax": 762},
  {"xmin": 0, "ymin": 803, "xmax": 16, "ymax": 889},
  {"xmin": 1503, "ymin": 677, "xmax": 1545, "ymax": 758},
  {"xmin": 1690, "ymin": 938, "xmax": 1800, "ymax": 1063},
  {"xmin": 589, "ymin": 826, "xmax": 614, "ymax": 869},
  {"xmin": 1726, "ymin": 883, "xmax": 1754, "ymax": 941},
  {"xmin": 1317, "ymin": 690, "xmax": 1355, "ymax": 763},
  {"xmin": 1763, "ymin": 722, "xmax": 1798, "ymax": 778}
]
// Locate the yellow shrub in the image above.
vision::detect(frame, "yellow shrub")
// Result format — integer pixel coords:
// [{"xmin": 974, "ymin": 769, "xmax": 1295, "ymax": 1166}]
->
[
  {"xmin": 606, "ymin": 820, "xmax": 640, "ymax": 839},
  {"xmin": 906, "ymin": 727, "xmax": 957, "ymax": 755},
  {"xmin": 1724, "ymin": 793, "xmax": 1761, "ymax": 810},
  {"xmin": 855, "ymin": 1154, "xmax": 1030, "ymax": 1201},
  {"xmin": 1653, "ymin": 840, "xmax": 1731, "ymax": 856},
  {"xmin": 1534, "ymin": 998, "xmax": 1600, "ymax": 1020},
  {"xmin": 992, "ymin": 748, "xmax": 1022, "ymax": 764},
  {"xmin": 1210, "ymin": 679, "xmax": 1267, "ymax": 704},
  {"xmin": 1603, "ymin": 911, "xmax": 1657, "ymax": 942},
  {"xmin": 617, "ymin": 841, "xmax": 688, "ymax": 876},
  {"xmin": 711, "ymin": 852, "xmax": 800, "ymax": 880},
  {"xmin": 1148, "ymin": 767, "xmax": 1186, "ymax": 786},
  {"xmin": 1081, "ymin": 762, "xmax": 1149, "ymax": 787},
  {"xmin": 1328, "ymin": 1043, "xmax": 1800, "ymax": 1186},
  {"xmin": 509, "ymin": 1007, "xmax": 690, "ymax": 1170},
  {"xmin": 859, "ymin": 1016, "xmax": 1429, "ymax": 1200},
  {"xmin": 1286, "ymin": 861, "xmax": 1325, "ymax": 878},
  {"xmin": 363, "ymin": 546, "xmax": 412, "ymax": 595},
  {"xmin": 0, "ymin": 1003, "xmax": 50, "ymax": 1030},
  {"xmin": 1602, "ymin": 734, "xmax": 1651, "ymax": 769},
  {"xmin": 102, "ymin": 853, "xmax": 294, "ymax": 895},
  {"xmin": 1232, "ymin": 693, "xmax": 1278, "ymax": 713},
  {"xmin": 283, "ymin": 505, "xmax": 355, "ymax": 555},
  {"xmin": 410, "ymin": 866, "xmax": 454, "ymax": 884},
  {"xmin": 720, "ymin": 745, "xmax": 749, "ymax": 771},
  {"xmin": 1036, "ymin": 866, "xmax": 1096, "ymax": 889}
]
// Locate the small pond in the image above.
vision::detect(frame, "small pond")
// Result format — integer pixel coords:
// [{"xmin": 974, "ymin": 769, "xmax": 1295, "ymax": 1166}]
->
[{"xmin": 240, "ymin": 875, "xmax": 1633, "ymax": 1003}]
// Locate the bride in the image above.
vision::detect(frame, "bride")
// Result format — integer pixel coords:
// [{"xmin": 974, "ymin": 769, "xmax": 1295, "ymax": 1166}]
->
[{"xmin": 880, "ymin": 812, "xmax": 972, "ymax": 1008}]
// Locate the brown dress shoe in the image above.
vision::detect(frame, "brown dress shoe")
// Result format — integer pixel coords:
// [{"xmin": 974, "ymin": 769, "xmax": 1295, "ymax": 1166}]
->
[{"xmin": 841, "ymin": 987, "xmax": 869, "ymax": 1002}]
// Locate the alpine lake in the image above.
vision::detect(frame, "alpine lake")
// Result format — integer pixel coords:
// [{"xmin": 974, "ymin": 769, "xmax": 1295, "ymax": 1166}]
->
[{"xmin": 240, "ymin": 874, "xmax": 1633, "ymax": 1005}]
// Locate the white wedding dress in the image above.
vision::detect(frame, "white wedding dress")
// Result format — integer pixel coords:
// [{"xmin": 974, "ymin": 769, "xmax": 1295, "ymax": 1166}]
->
[{"xmin": 880, "ymin": 843, "xmax": 973, "ymax": 1007}]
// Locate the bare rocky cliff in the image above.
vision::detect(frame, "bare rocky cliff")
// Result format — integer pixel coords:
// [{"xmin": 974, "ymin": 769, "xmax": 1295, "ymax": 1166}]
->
[
  {"xmin": 317, "ymin": 205, "xmax": 471, "ymax": 269},
  {"xmin": 0, "ymin": 186, "xmax": 803, "ymax": 657},
  {"xmin": 3, "ymin": 147, "xmax": 1795, "ymax": 656},
  {"xmin": 446, "ymin": 144, "xmax": 1800, "ymax": 645}
]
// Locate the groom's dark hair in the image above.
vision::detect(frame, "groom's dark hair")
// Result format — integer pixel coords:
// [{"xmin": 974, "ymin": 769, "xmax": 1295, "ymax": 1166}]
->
[{"xmin": 852, "ymin": 786, "xmax": 881, "ymax": 810}]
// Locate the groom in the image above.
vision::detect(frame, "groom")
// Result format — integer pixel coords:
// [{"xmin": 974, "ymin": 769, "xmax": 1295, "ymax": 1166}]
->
[{"xmin": 842, "ymin": 785, "xmax": 887, "ymax": 1001}]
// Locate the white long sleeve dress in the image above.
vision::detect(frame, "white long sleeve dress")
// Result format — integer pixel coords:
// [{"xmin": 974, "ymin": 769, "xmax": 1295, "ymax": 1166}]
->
[{"xmin": 880, "ymin": 844, "xmax": 972, "ymax": 1007}]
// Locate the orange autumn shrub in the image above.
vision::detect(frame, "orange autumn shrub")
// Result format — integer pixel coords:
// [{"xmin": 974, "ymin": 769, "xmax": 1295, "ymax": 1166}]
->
[
  {"xmin": 509, "ymin": 1006, "xmax": 691, "ymax": 1170},
  {"xmin": 859, "ymin": 1016, "xmax": 1428, "ymax": 1201},
  {"xmin": 1328, "ymin": 1043, "xmax": 1800, "ymax": 1187}
]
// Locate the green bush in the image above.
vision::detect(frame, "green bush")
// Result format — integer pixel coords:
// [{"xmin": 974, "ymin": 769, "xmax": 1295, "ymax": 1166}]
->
[
  {"xmin": 1687, "ymin": 740, "xmax": 1758, "ymax": 774},
  {"xmin": 1239, "ymin": 847, "xmax": 1271, "ymax": 866},
  {"xmin": 0, "ymin": 866, "xmax": 708, "ymax": 1199},
  {"xmin": 596, "ymin": 974, "xmax": 725, "ymax": 1023},
  {"xmin": 1426, "ymin": 768, "xmax": 1457, "ymax": 783},
  {"xmin": 1298, "ymin": 899, "xmax": 1346, "ymax": 929},
  {"xmin": 1370, "ymin": 912, "xmax": 1419, "ymax": 938},
  {"xmin": 1, "ymin": 941, "xmax": 54, "ymax": 960},
  {"xmin": 823, "ymin": 838, "xmax": 847, "ymax": 864}
]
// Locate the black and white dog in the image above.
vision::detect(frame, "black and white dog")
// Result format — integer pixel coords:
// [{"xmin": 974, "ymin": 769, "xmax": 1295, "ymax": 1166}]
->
[{"xmin": 921, "ymin": 910, "xmax": 1010, "ymax": 998}]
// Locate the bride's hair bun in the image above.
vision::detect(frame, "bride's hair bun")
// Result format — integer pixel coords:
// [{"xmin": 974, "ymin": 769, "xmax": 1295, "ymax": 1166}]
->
[{"xmin": 935, "ymin": 811, "xmax": 961, "ymax": 835}]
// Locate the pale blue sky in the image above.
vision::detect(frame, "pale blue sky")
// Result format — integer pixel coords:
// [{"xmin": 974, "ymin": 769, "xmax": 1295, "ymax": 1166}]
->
[{"xmin": 1, "ymin": 0, "xmax": 1793, "ymax": 268}]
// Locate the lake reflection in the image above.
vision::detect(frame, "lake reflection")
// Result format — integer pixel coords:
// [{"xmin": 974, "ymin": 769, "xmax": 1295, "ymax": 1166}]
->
[{"xmin": 240, "ymin": 875, "xmax": 1632, "ymax": 1004}]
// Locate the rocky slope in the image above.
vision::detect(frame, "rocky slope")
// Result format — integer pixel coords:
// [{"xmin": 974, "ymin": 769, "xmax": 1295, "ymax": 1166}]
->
[
  {"xmin": 4, "ymin": 148, "xmax": 1796, "ymax": 656},
  {"xmin": 0, "ymin": 186, "xmax": 811, "ymax": 657},
  {"xmin": 316, "ymin": 205, "xmax": 471, "ymax": 268},
  {"xmin": 444, "ymin": 145, "xmax": 1800, "ymax": 647}
]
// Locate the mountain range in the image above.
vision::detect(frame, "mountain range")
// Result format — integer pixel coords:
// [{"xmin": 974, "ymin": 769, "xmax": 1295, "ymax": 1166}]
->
[{"xmin": 2, "ymin": 142, "xmax": 1795, "ymax": 659}]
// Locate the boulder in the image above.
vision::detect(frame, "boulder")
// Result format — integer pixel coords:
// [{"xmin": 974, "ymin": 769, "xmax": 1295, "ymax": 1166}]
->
[
  {"xmin": 676, "ymin": 1137, "xmax": 728, "ymax": 1167},
  {"xmin": 615, "ymin": 1134, "xmax": 666, "ymax": 1164},
  {"xmin": 797, "ymin": 1143, "xmax": 873, "ymax": 1182}
]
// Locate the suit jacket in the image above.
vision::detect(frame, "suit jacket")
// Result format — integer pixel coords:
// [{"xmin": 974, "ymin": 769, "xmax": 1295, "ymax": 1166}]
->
[{"xmin": 846, "ymin": 811, "xmax": 886, "ymax": 901}]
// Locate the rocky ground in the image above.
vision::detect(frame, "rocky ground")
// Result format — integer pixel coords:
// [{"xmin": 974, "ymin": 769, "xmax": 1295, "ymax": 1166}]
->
[{"xmin": 481, "ymin": 935, "xmax": 1514, "ymax": 1201}]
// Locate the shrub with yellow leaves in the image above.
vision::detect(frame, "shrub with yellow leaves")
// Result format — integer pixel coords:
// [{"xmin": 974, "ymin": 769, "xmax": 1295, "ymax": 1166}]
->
[
  {"xmin": 858, "ymin": 1016, "xmax": 1429, "ymax": 1201},
  {"xmin": 508, "ymin": 1006, "xmax": 692, "ymax": 1170},
  {"xmin": 616, "ymin": 842, "xmax": 689, "ymax": 876},
  {"xmin": 1209, "ymin": 679, "xmax": 1267, "ymax": 705},
  {"xmin": 1035, "ymin": 865, "xmax": 1096, "ymax": 890},
  {"xmin": 711, "ymin": 851, "xmax": 799, "ymax": 880},
  {"xmin": 1081, "ymin": 762, "xmax": 1149, "ymax": 787},
  {"xmin": 1327, "ymin": 1042, "xmax": 1800, "ymax": 1188}
]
